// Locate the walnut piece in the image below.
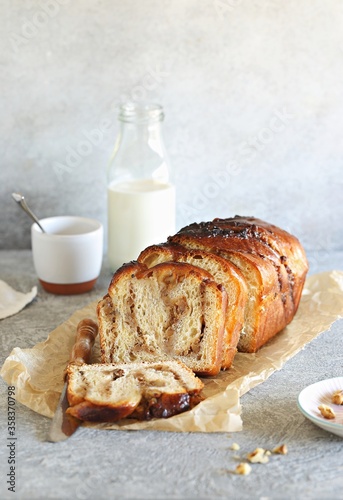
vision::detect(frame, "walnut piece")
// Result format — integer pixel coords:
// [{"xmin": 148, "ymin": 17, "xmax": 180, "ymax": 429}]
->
[
  {"xmin": 332, "ymin": 390, "xmax": 343, "ymax": 405},
  {"xmin": 235, "ymin": 463, "xmax": 252, "ymax": 475},
  {"xmin": 230, "ymin": 442, "xmax": 240, "ymax": 451},
  {"xmin": 272, "ymin": 444, "xmax": 288, "ymax": 455},
  {"xmin": 318, "ymin": 404, "xmax": 336, "ymax": 419},
  {"xmin": 247, "ymin": 447, "xmax": 269, "ymax": 464}
]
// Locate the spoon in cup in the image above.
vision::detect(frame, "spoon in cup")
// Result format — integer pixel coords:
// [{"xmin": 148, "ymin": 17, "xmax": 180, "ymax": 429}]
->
[{"xmin": 12, "ymin": 192, "xmax": 46, "ymax": 233}]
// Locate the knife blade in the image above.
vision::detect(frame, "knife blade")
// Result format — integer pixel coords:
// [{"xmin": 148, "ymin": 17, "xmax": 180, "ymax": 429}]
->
[{"xmin": 47, "ymin": 318, "xmax": 98, "ymax": 442}]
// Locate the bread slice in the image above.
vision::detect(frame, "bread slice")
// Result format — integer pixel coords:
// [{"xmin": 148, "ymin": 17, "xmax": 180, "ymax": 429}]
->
[
  {"xmin": 168, "ymin": 217, "xmax": 307, "ymax": 352},
  {"xmin": 215, "ymin": 249, "xmax": 288, "ymax": 352},
  {"xmin": 98, "ymin": 261, "xmax": 228, "ymax": 376},
  {"xmin": 66, "ymin": 360, "xmax": 204, "ymax": 422},
  {"xmin": 138, "ymin": 243, "xmax": 247, "ymax": 369},
  {"xmin": 169, "ymin": 244, "xmax": 284, "ymax": 352}
]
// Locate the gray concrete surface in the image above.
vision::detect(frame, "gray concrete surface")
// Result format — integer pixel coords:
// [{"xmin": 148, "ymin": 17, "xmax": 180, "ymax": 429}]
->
[
  {"xmin": 0, "ymin": 249, "xmax": 342, "ymax": 500},
  {"xmin": 1, "ymin": 2, "xmax": 343, "ymax": 498}
]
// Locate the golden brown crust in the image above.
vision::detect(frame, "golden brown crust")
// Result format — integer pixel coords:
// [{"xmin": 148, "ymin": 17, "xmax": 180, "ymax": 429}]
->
[
  {"xmin": 212, "ymin": 216, "xmax": 308, "ymax": 311},
  {"xmin": 168, "ymin": 216, "xmax": 308, "ymax": 353},
  {"xmin": 218, "ymin": 250, "xmax": 287, "ymax": 352},
  {"xmin": 169, "ymin": 220, "xmax": 290, "ymax": 303},
  {"xmin": 66, "ymin": 393, "xmax": 204, "ymax": 422},
  {"xmin": 170, "ymin": 216, "xmax": 308, "ymax": 312},
  {"xmin": 66, "ymin": 400, "xmax": 139, "ymax": 422}
]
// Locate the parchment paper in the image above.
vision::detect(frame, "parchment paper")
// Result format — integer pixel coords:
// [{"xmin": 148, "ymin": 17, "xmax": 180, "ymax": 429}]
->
[
  {"xmin": 1, "ymin": 270, "xmax": 343, "ymax": 433},
  {"xmin": 0, "ymin": 280, "xmax": 37, "ymax": 320}
]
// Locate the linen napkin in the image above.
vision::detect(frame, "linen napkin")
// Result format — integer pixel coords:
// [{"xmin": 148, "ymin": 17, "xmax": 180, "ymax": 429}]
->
[{"xmin": 0, "ymin": 280, "xmax": 37, "ymax": 320}]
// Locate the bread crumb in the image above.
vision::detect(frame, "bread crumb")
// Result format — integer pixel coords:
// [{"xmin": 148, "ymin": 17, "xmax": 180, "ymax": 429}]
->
[
  {"xmin": 272, "ymin": 444, "xmax": 288, "ymax": 455},
  {"xmin": 247, "ymin": 448, "xmax": 269, "ymax": 464},
  {"xmin": 235, "ymin": 463, "xmax": 252, "ymax": 475},
  {"xmin": 318, "ymin": 404, "xmax": 336, "ymax": 419},
  {"xmin": 332, "ymin": 390, "xmax": 343, "ymax": 405},
  {"xmin": 230, "ymin": 442, "xmax": 240, "ymax": 451}
]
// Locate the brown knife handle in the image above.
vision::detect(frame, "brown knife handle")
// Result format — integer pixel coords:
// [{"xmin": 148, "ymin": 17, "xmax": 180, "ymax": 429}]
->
[{"xmin": 70, "ymin": 319, "xmax": 98, "ymax": 366}]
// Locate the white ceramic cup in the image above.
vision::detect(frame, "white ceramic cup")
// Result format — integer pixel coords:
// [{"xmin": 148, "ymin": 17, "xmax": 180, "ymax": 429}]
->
[{"xmin": 31, "ymin": 216, "xmax": 103, "ymax": 295}]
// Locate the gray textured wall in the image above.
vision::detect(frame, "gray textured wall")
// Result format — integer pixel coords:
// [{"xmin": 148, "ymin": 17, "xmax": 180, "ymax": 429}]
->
[{"xmin": 1, "ymin": 0, "xmax": 343, "ymax": 254}]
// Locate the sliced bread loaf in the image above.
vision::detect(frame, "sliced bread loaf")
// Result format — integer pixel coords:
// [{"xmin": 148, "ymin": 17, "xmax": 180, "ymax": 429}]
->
[
  {"xmin": 168, "ymin": 216, "xmax": 308, "ymax": 352},
  {"xmin": 66, "ymin": 360, "xmax": 204, "ymax": 422},
  {"xmin": 98, "ymin": 261, "xmax": 228, "ymax": 376},
  {"xmin": 138, "ymin": 243, "xmax": 247, "ymax": 369}
]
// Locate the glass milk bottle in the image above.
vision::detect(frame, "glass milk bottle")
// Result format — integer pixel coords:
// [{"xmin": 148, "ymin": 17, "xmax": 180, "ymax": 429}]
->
[{"xmin": 107, "ymin": 102, "xmax": 175, "ymax": 271}]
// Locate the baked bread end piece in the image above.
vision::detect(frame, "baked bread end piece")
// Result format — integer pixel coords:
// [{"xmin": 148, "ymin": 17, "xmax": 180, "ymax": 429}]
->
[
  {"xmin": 66, "ymin": 360, "xmax": 204, "ymax": 422},
  {"xmin": 138, "ymin": 243, "xmax": 248, "ymax": 369},
  {"xmin": 98, "ymin": 261, "xmax": 228, "ymax": 377}
]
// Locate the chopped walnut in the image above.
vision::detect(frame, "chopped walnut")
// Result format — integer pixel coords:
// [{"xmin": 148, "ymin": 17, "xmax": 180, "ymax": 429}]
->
[
  {"xmin": 230, "ymin": 442, "xmax": 240, "ymax": 451},
  {"xmin": 247, "ymin": 447, "xmax": 269, "ymax": 464},
  {"xmin": 273, "ymin": 444, "xmax": 288, "ymax": 455},
  {"xmin": 272, "ymin": 444, "xmax": 288, "ymax": 455},
  {"xmin": 332, "ymin": 390, "xmax": 343, "ymax": 405},
  {"xmin": 235, "ymin": 463, "xmax": 252, "ymax": 475},
  {"xmin": 318, "ymin": 404, "xmax": 336, "ymax": 419}
]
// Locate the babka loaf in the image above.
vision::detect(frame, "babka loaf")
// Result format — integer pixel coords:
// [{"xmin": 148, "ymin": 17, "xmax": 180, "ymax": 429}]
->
[
  {"xmin": 98, "ymin": 261, "xmax": 228, "ymax": 376},
  {"xmin": 66, "ymin": 360, "xmax": 204, "ymax": 422},
  {"xmin": 97, "ymin": 215, "xmax": 308, "ymax": 377},
  {"xmin": 138, "ymin": 243, "xmax": 247, "ymax": 369},
  {"xmin": 168, "ymin": 216, "xmax": 308, "ymax": 352}
]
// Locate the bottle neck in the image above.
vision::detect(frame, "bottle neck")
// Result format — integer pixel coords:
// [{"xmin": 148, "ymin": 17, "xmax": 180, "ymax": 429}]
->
[
  {"xmin": 118, "ymin": 102, "xmax": 164, "ymax": 124},
  {"xmin": 117, "ymin": 120, "xmax": 163, "ymax": 148},
  {"xmin": 108, "ymin": 103, "xmax": 170, "ymax": 185}
]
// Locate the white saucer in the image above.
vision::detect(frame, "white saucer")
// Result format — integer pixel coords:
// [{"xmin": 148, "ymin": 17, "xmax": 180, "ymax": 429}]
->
[{"xmin": 298, "ymin": 377, "xmax": 343, "ymax": 438}]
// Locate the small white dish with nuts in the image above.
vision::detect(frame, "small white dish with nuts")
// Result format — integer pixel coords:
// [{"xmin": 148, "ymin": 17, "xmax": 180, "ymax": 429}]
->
[{"xmin": 298, "ymin": 377, "xmax": 343, "ymax": 438}]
